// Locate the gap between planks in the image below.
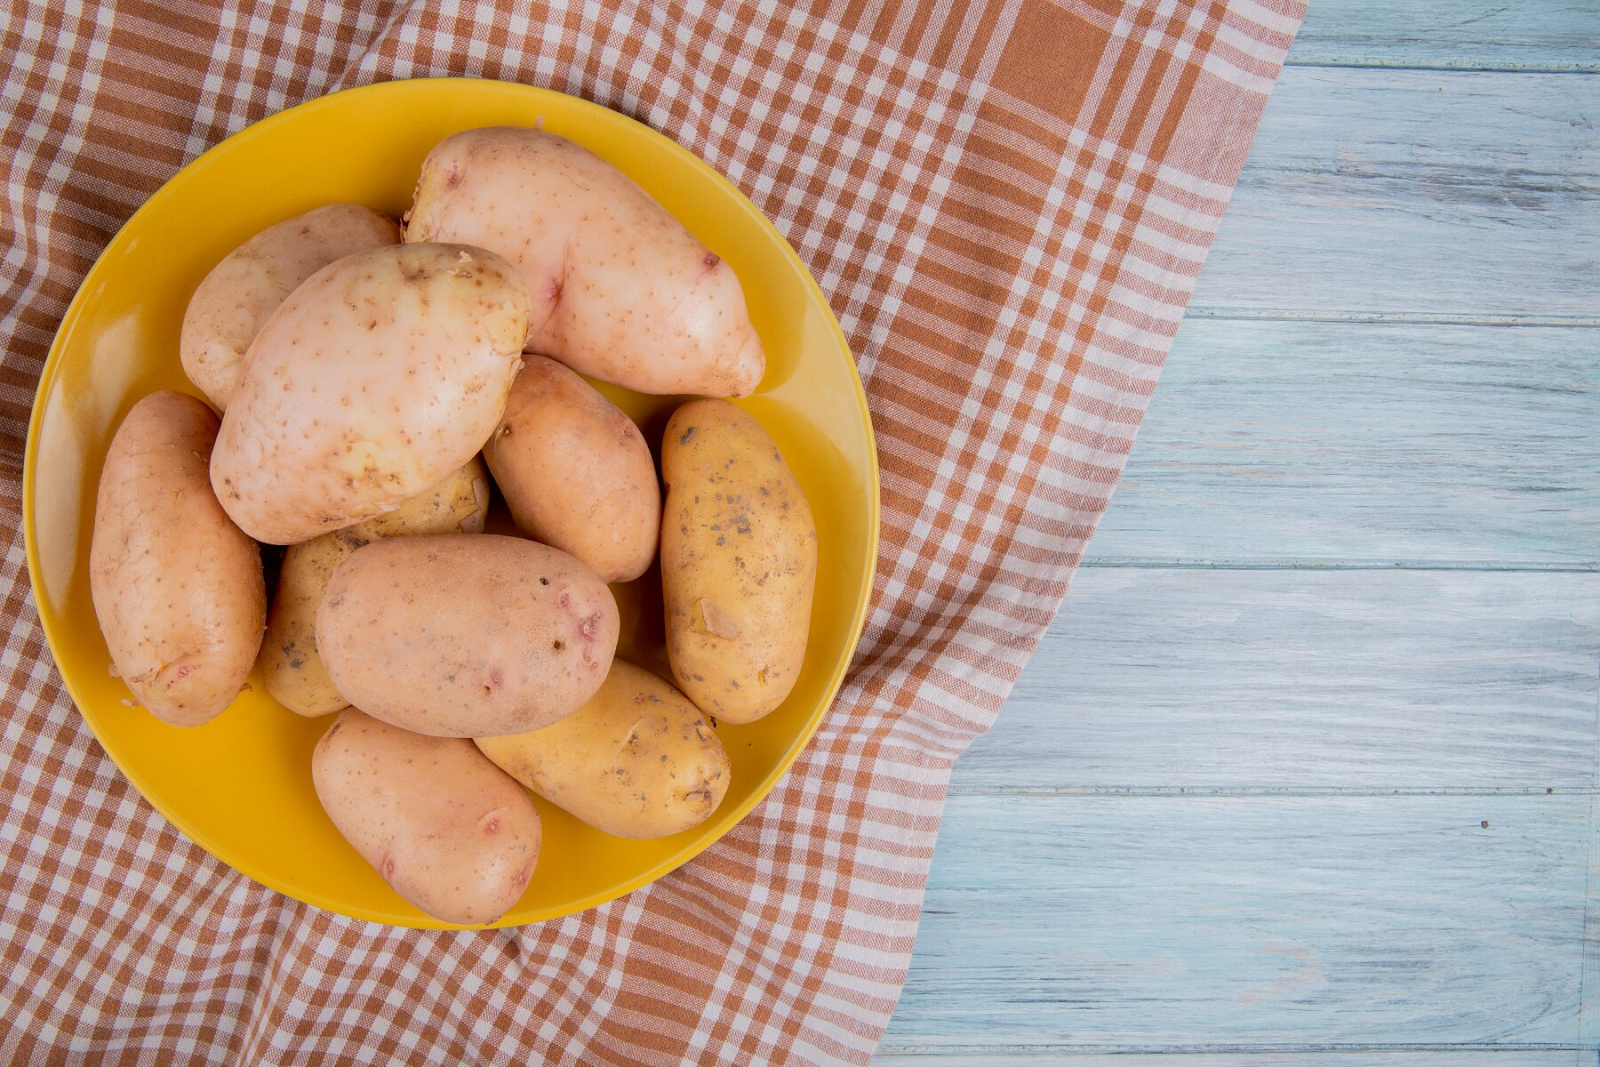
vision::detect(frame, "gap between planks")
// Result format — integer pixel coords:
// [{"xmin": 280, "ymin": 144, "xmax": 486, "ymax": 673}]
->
[
  {"xmin": 1079, "ymin": 559, "xmax": 1600, "ymax": 572},
  {"xmin": 873, "ymin": 1045, "xmax": 1600, "ymax": 1065},
  {"xmin": 874, "ymin": 1055, "xmax": 1592, "ymax": 1067},
  {"xmin": 875, "ymin": 1043, "xmax": 1598, "ymax": 1054},
  {"xmin": 1186, "ymin": 309, "xmax": 1600, "ymax": 328},
  {"xmin": 946, "ymin": 785, "xmax": 1590, "ymax": 797},
  {"xmin": 1286, "ymin": 59, "xmax": 1600, "ymax": 75}
]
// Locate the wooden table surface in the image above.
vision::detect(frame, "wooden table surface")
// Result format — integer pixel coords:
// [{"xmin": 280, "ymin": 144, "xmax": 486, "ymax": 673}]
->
[{"xmin": 876, "ymin": 2, "xmax": 1599, "ymax": 1063}]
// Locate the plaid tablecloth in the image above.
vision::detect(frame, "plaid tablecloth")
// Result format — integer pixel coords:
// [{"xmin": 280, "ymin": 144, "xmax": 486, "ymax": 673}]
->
[{"xmin": 0, "ymin": 1, "xmax": 1302, "ymax": 1062}]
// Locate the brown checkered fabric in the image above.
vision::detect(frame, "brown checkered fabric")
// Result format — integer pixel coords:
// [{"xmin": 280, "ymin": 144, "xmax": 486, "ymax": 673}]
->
[{"xmin": 0, "ymin": 2, "xmax": 1302, "ymax": 1062}]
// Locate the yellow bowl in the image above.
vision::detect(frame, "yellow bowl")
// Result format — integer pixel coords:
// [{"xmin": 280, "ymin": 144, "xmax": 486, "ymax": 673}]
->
[{"xmin": 23, "ymin": 79, "xmax": 879, "ymax": 928}]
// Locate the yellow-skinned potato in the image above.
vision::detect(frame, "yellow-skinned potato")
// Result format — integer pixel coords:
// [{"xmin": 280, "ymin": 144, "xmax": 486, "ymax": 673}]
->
[
  {"xmin": 89, "ymin": 391, "xmax": 265, "ymax": 727},
  {"xmin": 179, "ymin": 204, "xmax": 400, "ymax": 412},
  {"xmin": 482, "ymin": 356, "xmax": 659, "ymax": 582},
  {"xmin": 317, "ymin": 535, "xmax": 619, "ymax": 737},
  {"xmin": 210, "ymin": 242, "xmax": 530, "ymax": 545},
  {"xmin": 476, "ymin": 660, "xmax": 730, "ymax": 839},
  {"xmin": 312, "ymin": 709, "xmax": 540, "ymax": 926},
  {"xmin": 660, "ymin": 400, "xmax": 817, "ymax": 724},
  {"xmin": 407, "ymin": 127, "xmax": 764, "ymax": 398},
  {"xmin": 261, "ymin": 458, "xmax": 491, "ymax": 717}
]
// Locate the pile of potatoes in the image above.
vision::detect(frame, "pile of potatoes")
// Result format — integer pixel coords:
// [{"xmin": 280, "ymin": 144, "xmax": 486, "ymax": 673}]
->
[{"xmin": 88, "ymin": 127, "xmax": 818, "ymax": 926}]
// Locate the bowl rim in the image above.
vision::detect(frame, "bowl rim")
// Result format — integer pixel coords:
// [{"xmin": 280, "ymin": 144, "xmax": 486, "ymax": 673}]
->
[{"xmin": 21, "ymin": 76, "xmax": 881, "ymax": 928}]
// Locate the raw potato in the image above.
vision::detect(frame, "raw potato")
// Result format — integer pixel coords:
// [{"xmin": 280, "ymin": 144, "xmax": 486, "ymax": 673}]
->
[
  {"xmin": 482, "ymin": 356, "xmax": 659, "ymax": 583},
  {"xmin": 210, "ymin": 242, "xmax": 530, "ymax": 545},
  {"xmin": 476, "ymin": 660, "xmax": 731, "ymax": 839},
  {"xmin": 317, "ymin": 535, "xmax": 620, "ymax": 737},
  {"xmin": 312, "ymin": 709, "xmax": 540, "ymax": 925},
  {"xmin": 661, "ymin": 400, "xmax": 817, "ymax": 724},
  {"xmin": 261, "ymin": 458, "xmax": 491, "ymax": 717},
  {"xmin": 408, "ymin": 127, "xmax": 764, "ymax": 398},
  {"xmin": 180, "ymin": 203, "xmax": 400, "ymax": 411},
  {"xmin": 89, "ymin": 391, "xmax": 265, "ymax": 727}
]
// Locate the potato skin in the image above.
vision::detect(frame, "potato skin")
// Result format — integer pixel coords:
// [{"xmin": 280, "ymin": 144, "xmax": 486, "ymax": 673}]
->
[
  {"xmin": 408, "ymin": 127, "xmax": 764, "ymax": 398},
  {"xmin": 661, "ymin": 400, "xmax": 817, "ymax": 724},
  {"xmin": 261, "ymin": 458, "xmax": 491, "ymax": 717},
  {"xmin": 476, "ymin": 660, "xmax": 730, "ymax": 839},
  {"xmin": 180, "ymin": 203, "xmax": 400, "ymax": 411},
  {"xmin": 210, "ymin": 242, "xmax": 530, "ymax": 545},
  {"xmin": 312, "ymin": 709, "xmax": 540, "ymax": 925},
  {"xmin": 317, "ymin": 535, "xmax": 619, "ymax": 737},
  {"xmin": 482, "ymin": 356, "xmax": 659, "ymax": 582},
  {"xmin": 89, "ymin": 391, "xmax": 266, "ymax": 727}
]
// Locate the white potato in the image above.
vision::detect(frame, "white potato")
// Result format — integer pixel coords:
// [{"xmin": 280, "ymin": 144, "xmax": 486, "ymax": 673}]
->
[
  {"xmin": 210, "ymin": 242, "xmax": 530, "ymax": 545},
  {"xmin": 408, "ymin": 127, "xmax": 764, "ymax": 398},
  {"xmin": 180, "ymin": 203, "xmax": 400, "ymax": 410}
]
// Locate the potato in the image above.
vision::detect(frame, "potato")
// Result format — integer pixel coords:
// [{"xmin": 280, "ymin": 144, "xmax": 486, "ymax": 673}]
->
[
  {"xmin": 89, "ymin": 391, "xmax": 266, "ymax": 727},
  {"xmin": 180, "ymin": 203, "xmax": 400, "ymax": 411},
  {"xmin": 210, "ymin": 242, "xmax": 530, "ymax": 545},
  {"xmin": 482, "ymin": 356, "xmax": 659, "ymax": 582},
  {"xmin": 407, "ymin": 127, "xmax": 764, "ymax": 398},
  {"xmin": 476, "ymin": 660, "xmax": 731, "ymax": 839},
  {"xmin": 317, "ymin": 535, "xmax": 619, "ymax": 737},
  {"xmin": 261, "ymin": 458, "xmax": 491, "ymax": 717},
  {"xmin": 661, "ymin": 400, "xmax": 817, "ymax": 724},
  {"xmin": 312, "ymin": 709, "xmax": 540, "ymax": 925}
]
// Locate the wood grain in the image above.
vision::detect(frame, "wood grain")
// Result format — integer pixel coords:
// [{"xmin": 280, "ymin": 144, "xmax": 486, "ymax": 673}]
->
[
  {"xmin": 876, "ymin": 1052, "xmax": 1589, "ymax": 1066},
  {"xmin": 957, "ymin": 568, "xmax": 1600, "ymax": 789},
  {"xmin": 1088, "ymin": 320, "xmax": 1600, "ymax": 566},
  {"xmin": 1192, "ymin": 69, "xmax": 1600, "ymax": 320},
  {"xmin": 1293, "ymin": 0, "xmax": 1600, "ymax": 72},
  {"xmin": 1583, "ymin": 794, "xmax": 1600, "ymax": 1046},
  {"xmin": 882, "ymin": 795, "xmax": 1592, "ymax": 1047}
]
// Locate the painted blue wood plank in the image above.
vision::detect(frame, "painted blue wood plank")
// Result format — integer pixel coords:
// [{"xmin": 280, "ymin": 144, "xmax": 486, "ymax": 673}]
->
[
  {"xmin": 1293, "ymin": 0, "xmax": 1600, "ymax": 72},
  {"xmin": 884, "ymin": 795, "xmax": 1592, "ymax": 1048},
  {"xmin": 1088, "ymin": 321, "xmax": 1600, "ymax": 566},
  {"xmin": 1583, "ymin": 794, "xmax": 1600, "ymax": 1045},
  {"xmin": 1193, "ymin": 69, "xmax": 1600, "ymax": 319},
  {"xmin": 956, "ymin": 569, "xmax": 1600, "ymax": 790}
]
